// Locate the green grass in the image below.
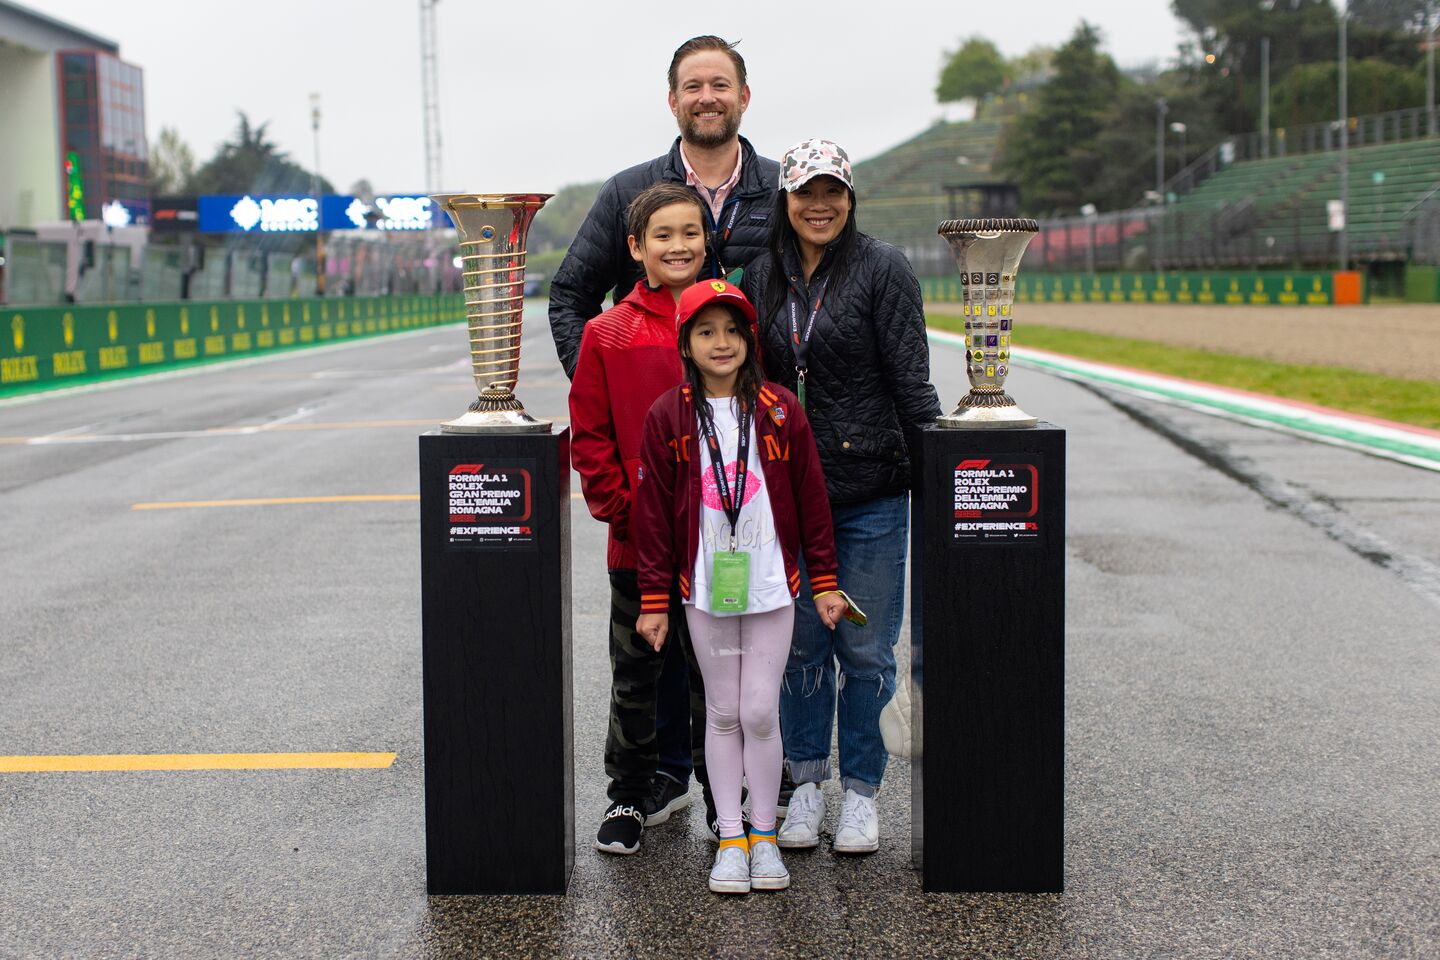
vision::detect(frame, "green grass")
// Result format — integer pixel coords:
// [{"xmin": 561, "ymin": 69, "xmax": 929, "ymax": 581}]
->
[{"xmin": 926, "ymin": 314, "xmax": 1440, "ymax": 431}]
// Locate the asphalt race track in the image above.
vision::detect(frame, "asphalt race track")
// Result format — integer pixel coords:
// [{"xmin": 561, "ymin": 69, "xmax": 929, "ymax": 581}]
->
[{"xmin": 2, "ymin": 301, "xmax": 1436, "ymax": 959}]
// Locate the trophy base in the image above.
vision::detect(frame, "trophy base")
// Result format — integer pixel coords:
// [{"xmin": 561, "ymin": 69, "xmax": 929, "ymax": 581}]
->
[
  {"xmin": 441, "ymin": 409, "xmax": 553, "ymax": 433},
  {"xmin": 441, "ymin": 388, "xmax": 552, "ymax": 434},
  {"xmin": 938, "ymin": 398, "xmax": 1038, "ymax": 430}
]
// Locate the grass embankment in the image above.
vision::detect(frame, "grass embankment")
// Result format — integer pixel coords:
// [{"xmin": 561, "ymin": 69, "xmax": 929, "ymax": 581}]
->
[{"xmin": 925, "ymin": 314, "xmax": 1440, "ymax": 431}]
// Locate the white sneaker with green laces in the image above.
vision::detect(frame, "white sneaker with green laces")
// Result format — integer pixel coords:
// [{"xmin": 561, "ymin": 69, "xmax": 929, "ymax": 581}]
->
[
  {"xmin": 776, "ymin": 782, "xmax": 824, "ymax": 849},
  {"xmin": 833, "ymin": 788, "xmax": 879, "ymax": 854},
  {"xmin": 748, "ymin": 838, "xmax": 790, "ymax": 890},
  {"xmin": 709, "ymin": 841, "xmax": 751, "ymax": 894}
]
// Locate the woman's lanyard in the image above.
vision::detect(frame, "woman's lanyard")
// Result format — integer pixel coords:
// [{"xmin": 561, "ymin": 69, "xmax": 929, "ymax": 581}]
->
[
  {"xmin": 786, "ymin": 275, "xmax": 828, "ymax": 410},
  {"xmin": 698, "ymin": 403, "xmax": 751, "ymax": 552}
]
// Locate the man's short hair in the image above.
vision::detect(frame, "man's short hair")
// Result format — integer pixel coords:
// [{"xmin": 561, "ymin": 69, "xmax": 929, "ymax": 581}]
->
[{"xmin": 667, "ymin": 36, "xmax": 746, "ymax": 91}]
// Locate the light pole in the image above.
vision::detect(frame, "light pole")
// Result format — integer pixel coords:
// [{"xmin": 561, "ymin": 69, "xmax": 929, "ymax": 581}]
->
[
  {"xmin": 1261, "ymin": 36, "xmax": 1271, "ymax": 157},
  {"xmin": 1427, "ymin": 2, "xmax": 1437, "ymax": 138},
  {"xmin": 1080, "ymin": 203, "xmax": 1097, "ymax": 275},
  {"xmin": 1339, "ymin": 5, "xmax": 1350, "ymax": 271},
  {"xmin": 311, "ymin": 92, "xmax": 326, "ymax": 296},
  {"xmin": 1170, "ymin": 121, "xmax": 1188, "ymax": 176},
  {"xmin": 1155, "ymin": 97, "xmax": 1168, "ymax": 195}
]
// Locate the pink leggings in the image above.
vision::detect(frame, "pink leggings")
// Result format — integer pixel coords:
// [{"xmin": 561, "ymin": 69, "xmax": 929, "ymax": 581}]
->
[{"xmin": 684, "ymin": 603, "xmax": 795, "ymax": 837}]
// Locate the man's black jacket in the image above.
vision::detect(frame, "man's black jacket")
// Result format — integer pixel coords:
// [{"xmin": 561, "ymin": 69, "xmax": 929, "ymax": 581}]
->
[{"xmin": 547, "ymin": 136, "xmax": 780, "ymax": 379}]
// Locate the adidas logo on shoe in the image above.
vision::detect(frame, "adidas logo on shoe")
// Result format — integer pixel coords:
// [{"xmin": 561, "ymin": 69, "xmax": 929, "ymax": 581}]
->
[{"xmin": 595, "ymin": 801, "xmax": 644, "ymax": 855}]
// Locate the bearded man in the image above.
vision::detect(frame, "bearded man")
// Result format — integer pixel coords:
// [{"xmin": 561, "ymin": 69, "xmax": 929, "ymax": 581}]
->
[{"xmin": 549, "ymin": 36, "xmax": 780, "ymax": 852}]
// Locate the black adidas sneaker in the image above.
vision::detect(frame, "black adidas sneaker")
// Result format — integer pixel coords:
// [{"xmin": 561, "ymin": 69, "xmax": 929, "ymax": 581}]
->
[{"xmin": 595, "ymin": 800, "xmax": 644, "ymax": 855}]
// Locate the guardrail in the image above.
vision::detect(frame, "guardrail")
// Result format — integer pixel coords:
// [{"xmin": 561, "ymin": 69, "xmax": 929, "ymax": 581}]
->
[
  {"xmin": 1, "ymin": 293, "xmax": 465, "ymax": 397},
  {"xmin": 922, "ymin": 270, "xmax": 1366, "ymax": 306}
]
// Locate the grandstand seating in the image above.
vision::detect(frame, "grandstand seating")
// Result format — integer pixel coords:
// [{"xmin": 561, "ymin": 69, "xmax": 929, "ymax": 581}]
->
[
  {"xmin": 848, "ymin": 111, "xmax": 1438, "ymax": 274},
  {"xmin": 1155, "ymin": 139, "xmax": 1440, "ymax": 267}
]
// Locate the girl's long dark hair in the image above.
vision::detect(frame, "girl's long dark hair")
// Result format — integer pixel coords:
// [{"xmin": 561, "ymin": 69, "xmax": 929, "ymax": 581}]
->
[
  {"xmin": 680, "ymin": 305, "xmax": 764, "ymax": 432},
  {"xmin": 761, "ymin": 183, "xmax": 860, "ymax": 324}
]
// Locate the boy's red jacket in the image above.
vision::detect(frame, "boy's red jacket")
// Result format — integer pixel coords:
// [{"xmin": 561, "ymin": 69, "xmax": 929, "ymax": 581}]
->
[
  {"xmin": 632, "ymin": 381, "xmax": 840, "ymax": 613},
  {"xmin": 568, "ymin": 280, "xmax": 683, "ymax": 570}
]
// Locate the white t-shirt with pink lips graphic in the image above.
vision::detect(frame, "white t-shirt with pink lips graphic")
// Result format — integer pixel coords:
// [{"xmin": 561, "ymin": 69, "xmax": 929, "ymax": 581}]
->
[{"xmin": 689, "ymin": 397, "xmax": 791, "ymax": 618}]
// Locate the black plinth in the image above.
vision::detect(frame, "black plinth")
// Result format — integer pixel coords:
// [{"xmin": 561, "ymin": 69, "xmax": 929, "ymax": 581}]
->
[
  {"xmin": 419, "ymin": 429, "xmax": 573, "ymax": 895},
  {"xmin": 909, "ymin": 421, "xmax": 1065, "ymax": 893}
]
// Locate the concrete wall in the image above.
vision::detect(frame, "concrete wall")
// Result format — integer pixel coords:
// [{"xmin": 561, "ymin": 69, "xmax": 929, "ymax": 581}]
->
[{"xmin": 0, "ymin": 44, "xmax": 60, "ymax": 228}]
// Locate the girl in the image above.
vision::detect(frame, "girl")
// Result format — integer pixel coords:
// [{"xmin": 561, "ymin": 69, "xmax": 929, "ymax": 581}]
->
[
  {"xmin": 741, "ymin": 139, "xmax": 942, "ymax": 855},
  {"xmin": 632, "ymin": 279, "xmax": 850, "ymax": 894}
]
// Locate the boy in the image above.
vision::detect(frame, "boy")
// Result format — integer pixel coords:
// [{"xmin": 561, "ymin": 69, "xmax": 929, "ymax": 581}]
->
[{"xmin": 569, "ymin": 183, "xmax": 711, "ymax": 854}]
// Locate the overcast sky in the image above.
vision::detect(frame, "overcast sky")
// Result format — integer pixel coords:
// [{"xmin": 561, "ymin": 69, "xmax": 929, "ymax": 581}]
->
[{"xmin": 35, "ymin": 0, "xmax": 1188, "ymax": 196}]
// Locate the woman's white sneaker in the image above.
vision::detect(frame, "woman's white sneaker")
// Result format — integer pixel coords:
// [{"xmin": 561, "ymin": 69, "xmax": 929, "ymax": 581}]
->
[
  {"xmin": 776, "ymin": 782, "xmax": 824, "ymax": 849},
  {"xmin": 749, "ymin": 838, "xmax": 790, "ymax": 890},
  {"xmin": 832, "ymin": 789, "xmax": 879, "ymax": 854},
  {"xmin": 709, "ymin": 842, "xmax": 751, "ymax": 894}
]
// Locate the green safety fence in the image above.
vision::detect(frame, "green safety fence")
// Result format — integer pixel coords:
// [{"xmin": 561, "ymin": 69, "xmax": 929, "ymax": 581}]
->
[
  {"xmin": 922, "ymin": 271, "xmax": 1359, "ymax": 306},
  {"xmin": 0, "ymin": 294, "xmax": 466, "ymax": 397},
  {"xmin": 1405, "ymin": 266, "xmax": 1440, "ymax": 303}
]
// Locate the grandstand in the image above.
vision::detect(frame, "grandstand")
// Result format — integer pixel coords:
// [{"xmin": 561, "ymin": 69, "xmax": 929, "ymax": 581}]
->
[
  {"xmin": 1151, "ymin": 138, "xmax": 1440, "ymax": 269},
  {"xmin": 852, "ymin": 103, "xmax": 1439, "ymax": 284}
]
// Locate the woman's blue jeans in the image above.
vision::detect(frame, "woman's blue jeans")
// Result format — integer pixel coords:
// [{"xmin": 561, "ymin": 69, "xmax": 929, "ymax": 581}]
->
[{"xmin": 782, "ymin": 492, "xmax": 908, "ymax": 797}]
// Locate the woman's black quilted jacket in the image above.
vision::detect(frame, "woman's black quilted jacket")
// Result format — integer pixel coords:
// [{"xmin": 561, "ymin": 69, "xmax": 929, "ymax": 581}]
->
[{"xmin": 742, "ymin": 234, "xmax": 942, "ymax": 505}]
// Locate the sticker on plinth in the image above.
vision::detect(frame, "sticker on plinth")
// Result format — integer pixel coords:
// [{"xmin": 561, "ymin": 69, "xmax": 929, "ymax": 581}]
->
[
  {"xmin": 446, "ymin": 460, "xmax": 537, "ymax": 550},
  {"xmin": 952, "ymin": 456, "xmax": 1041, "ymax": 545}
]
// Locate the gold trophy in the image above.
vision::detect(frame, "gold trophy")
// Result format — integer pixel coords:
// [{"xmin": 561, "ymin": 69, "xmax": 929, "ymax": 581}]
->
[
  {"xmin": 937, "ymin": 218, "xmax": 1039, "ymax": 429},
  {"xmin": 430, "ymin": 193, "xmax": 552, "ymax": 432}
]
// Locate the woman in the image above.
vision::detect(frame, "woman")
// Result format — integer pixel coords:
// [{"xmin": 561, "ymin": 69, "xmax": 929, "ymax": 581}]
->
[{"xmin": 741, "ymin": 139, "xmax": 941, "ymax": 854}]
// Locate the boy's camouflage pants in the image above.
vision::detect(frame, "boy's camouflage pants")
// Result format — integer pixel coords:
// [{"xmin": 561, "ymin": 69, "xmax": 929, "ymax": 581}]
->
[{"xmin": 606, "ymin": 570, "xmax": 708, "ymax": 803}]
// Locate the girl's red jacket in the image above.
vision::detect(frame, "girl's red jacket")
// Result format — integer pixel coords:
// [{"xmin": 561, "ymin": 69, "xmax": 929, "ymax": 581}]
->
[{"xmin": 632, "ymin": 381, "xmax": 840, "ymax": 614}]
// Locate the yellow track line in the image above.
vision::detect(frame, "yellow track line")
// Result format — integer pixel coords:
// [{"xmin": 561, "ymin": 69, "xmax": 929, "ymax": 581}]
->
[
  {"xmin": 133, "ymin": 494, "xmax": 420, "ymax": 510},
  {"xmin": 0, "ymin": 752, "xmax": 397, "ymax": 772},
  {"xmin": 1, "ymin": 417, "xmax": 572, "ymax": 445},
  {"xmin": 134, "ymin": 493, "xmax": 588, "ymax": 510}
]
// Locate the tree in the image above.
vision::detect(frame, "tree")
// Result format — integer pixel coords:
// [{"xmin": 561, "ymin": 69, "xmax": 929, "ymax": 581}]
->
[
  {"xmin": 189, "ymin": 111, "xmax": 332, "ymax": 197},
  {"xmin": 1171, "ymin": 0, "xmax": 1423, "ymax": 135},
  {"xmin": 937, "ymin": 37, "xmax": 1008, "ymax": 103},
  {"xmin": 1172, "ymin": 0, "xmax": 1342, "ymax": 135},
  {"xmin": 149, "ymin": 126, "xmax": 195, "ymax": 195},
  {"xmin": 1269, "ymin": 57, "xmax": 1428, "ymax": 124},
  {"xmin": 999, "ymin": 22, "xmax": 1123, "ymax": 215},
  {"xmin": 1007, "ymin": 46, "xmax": 1056, "ymax": 87}
]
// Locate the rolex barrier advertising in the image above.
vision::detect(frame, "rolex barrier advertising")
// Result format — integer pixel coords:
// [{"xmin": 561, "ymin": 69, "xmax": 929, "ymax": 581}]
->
[
  {"xmin": 0, "ymin": 294, "xmax": 465, "ymax": 396},
  {"xmin": 923, "ymin": 270, "xmax": 1365, "ymax": 306}
]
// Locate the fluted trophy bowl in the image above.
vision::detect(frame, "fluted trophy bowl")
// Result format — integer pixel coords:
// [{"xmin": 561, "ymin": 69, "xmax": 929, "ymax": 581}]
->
[
  {"xmin": 430, "ymin": 192, "xmax": 553, "ymax": 433},
  {"xmin": 937, "ymin": 217, "xmax": 1039, "ymax": 429}
]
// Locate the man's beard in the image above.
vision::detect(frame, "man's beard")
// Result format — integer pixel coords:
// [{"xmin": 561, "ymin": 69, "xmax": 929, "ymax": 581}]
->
[{"xmin": 681, "ymin": 110, "xmax": 741, "ymax": 148}]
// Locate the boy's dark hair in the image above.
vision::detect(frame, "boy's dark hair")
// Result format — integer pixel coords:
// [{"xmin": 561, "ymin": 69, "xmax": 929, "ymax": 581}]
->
[
  {"xmin": 626, "ymin": 183, "xmax": 709, "ymax": 248},
  {"xmin": 668, "ymin": 36, "xmax": 746, "ymax": 91},
  {"xmin": 679, "ymin": 303, "xmax": 763, "ymax": 426},
  {"xmin": 761, "ymin": 183, "xmax": 860, "ymax": 322}
]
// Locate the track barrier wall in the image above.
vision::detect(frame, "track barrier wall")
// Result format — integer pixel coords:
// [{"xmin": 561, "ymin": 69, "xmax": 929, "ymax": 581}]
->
[
  {"xmin": 1, "ymin": 294, "xmax": 466, "ymax": 397},
  {"xmin": 1405, "ymin": 266, "xmax": 1440, "ymax": 303},
  {"xmin": 922, "ymin": 271, "xmax": 1370, "ymax": 306}
]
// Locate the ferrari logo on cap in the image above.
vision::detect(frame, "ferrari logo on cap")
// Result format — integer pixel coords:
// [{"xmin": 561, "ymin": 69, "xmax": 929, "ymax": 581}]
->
[{"xmin": 710, "ymin": 281, "xmax": 728, "ymax": 293}]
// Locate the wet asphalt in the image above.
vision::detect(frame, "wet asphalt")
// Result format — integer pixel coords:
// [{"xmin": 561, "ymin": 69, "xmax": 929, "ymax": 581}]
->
[{"xmin": 0, "ymin": 301, "xmax": 1436, "ymax": 959}]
